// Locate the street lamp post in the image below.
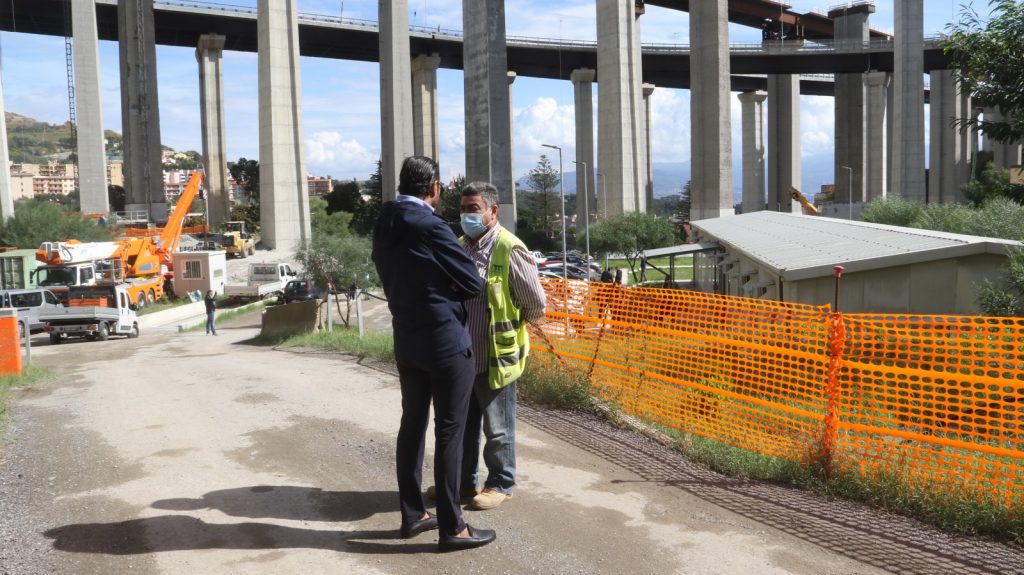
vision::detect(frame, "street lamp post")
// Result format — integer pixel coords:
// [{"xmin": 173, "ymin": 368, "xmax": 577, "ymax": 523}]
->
[
  {"xmin": 542, "ymin": 144, "xmax": 567, "ymax": 280},
  {"xmin": 572, "ymin": 160, "xmax": 590, "ymax": 280},
  {"xmin": 840, "ymin": 165, "xmax": 853, "ymax": 220}
]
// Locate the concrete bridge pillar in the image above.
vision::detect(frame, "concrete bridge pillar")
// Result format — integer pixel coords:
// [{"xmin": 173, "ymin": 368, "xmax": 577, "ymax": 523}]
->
[
  {"xmin": 864, "ymin": 71, "xmax": 889, "ymax": 201},
  {"xmin": 738, "ymin": 91, "xmax": 766, "ymax": 214},
  {"xmin": 767, "ymin": 75, "xmax": 801, "ymax": 213},
  {"xmin": 597, "ymin": 0, "xmax": 645, "ymax": 216},
  {"xmin": 411, "ymin": 53, "xmax": 440, "ymax": 161},
  {"xmin": 892, "ymin": 0, "xmax": 927, "ymax": 201},
  {"xmin": 380, "ymin": 0, "xmax": 414, "ymax": 202},
  {"xmin": 73, "ymin": 0, "xmax": 108, "ymax": 215},
  {"xmin": 689, "ymin": 0, "xmax": 733, "ymax": 221},
  {"xmin": 642, "ymin": 83, "xmax": 655, "ymax": 212},
  {"xmin": 196, "ymin": 34, "xmax": 229, "ymax": 227},
  {"xmin": 119, "ymin": 0, "xmax": 165, "ymax": 221},
  {"xmin": 829, "ymin": 5, "xmax": 871, "ymax": 206},
  {"xmin": 257, "ymin": 0, "xmax": 310, "ymax": 252},
  {"xmin": 929, "ymin": 70, "xmax": 971, "ymax": 204},
  {"xmin": 0, "ymin": 71, "xmax": 12, "ymax": 221},
  {"xmin": 983, "ymin": 108, "xmax": 1023, "ymax": 168},
  {"xmin": 463, "ymin": 0, "xmax": 514, "ymax": 230},
  {"xmin": 508, "ymin": 71, "xmax": 517, "ymax": 220},
  {"xmin": 571, "ymin": 68, "xmax": 596, "ymax": 232}
]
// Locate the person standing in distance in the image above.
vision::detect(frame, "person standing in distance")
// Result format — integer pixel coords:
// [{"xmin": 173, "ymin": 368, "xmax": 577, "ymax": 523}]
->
[
  {"xmin": 204, "ymin": 290, "xmax": 217, "ymax": 335},
  {"xmin": 371, "ymin": 156, "xmax": 496, "ymax": 552},
  {"xmin": 459, "ymin": 182, "xmax": 546, "ymax": 510}
]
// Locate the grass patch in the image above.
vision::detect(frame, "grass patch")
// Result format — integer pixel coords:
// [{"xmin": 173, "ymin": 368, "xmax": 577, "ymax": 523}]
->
[
  {"xmin": 518, "ymin": 355, "xmax": 599, "ymax": 413},
  {"xmin": 136, "ymin": 295, "xmax": 194, "ymax": 316},
  {"xmin": 603, "ymin": 256, "xmax": 694, "ymax": 282},
  {"xmin": 1, "ymin": 365, "xmax": 55, "ymax": 438},
  {"xmin": 262, "ymin": 327, "xmax": 396, "ymax": 362}
]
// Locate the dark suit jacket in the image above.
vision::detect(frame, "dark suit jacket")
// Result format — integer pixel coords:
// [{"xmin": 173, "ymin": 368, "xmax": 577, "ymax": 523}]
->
[{"xmin": 372, "ymin": 199, "xmax": 484, "ymax": 364}]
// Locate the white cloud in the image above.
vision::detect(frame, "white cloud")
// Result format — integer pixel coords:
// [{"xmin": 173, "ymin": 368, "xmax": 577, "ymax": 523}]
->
[
  {"xmin": 649, "ymin": 89, "xmax": 691, "ymax": 163},
  {"xmin": 304, "ymin": 131, "xmax": 377, "ymax": 177},
  {"xmin": 800, "ymin": 95, "xmax": 835, "ymax": 159},
  {"xmin": 515, "ymin": 96, "xmax": 576, "ymax": 169}
]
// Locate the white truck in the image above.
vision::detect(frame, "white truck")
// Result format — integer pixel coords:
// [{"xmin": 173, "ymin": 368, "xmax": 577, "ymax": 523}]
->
[
  {"xmin": 39, "ymin": 284, "xmax": 140, "ymax": 344},
  {"xmin": 224, "ymin": 262, "xmax": 297, "ymax": 302}
]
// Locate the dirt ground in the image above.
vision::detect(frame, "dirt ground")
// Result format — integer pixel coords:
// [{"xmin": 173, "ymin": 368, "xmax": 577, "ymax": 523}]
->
[{"xmin": 1, "ymin": 306, "xmax": 1022, "ymax": 574}]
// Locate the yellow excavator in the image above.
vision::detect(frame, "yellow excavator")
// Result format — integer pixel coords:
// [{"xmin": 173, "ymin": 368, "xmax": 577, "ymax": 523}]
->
[
  {"xmin": 223, "ymin": 221, "xmax": 256, "ymax": 258},
  {"xmin": 789, "ymin": 186, "xmax": 820, "ymax": 215}
]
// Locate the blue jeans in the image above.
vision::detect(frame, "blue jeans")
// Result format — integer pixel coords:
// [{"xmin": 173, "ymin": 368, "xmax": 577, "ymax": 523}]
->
[
  {"xmin": 462, "ymin": 372, "xmax": 517, "ymax": 494},
  {"xmin": 206, "ymin": 311, "xmax": 216, "ymax": 335}
]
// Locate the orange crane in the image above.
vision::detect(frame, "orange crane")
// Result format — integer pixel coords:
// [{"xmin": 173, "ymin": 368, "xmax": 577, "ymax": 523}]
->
[{"xmin": 34, "ymin": 171, "xmax": 205, "ymax": 307}]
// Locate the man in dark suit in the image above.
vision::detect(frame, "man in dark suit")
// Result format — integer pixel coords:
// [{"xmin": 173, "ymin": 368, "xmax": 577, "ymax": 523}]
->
[{"xmin": 371, "ymin": 155, "xmax": 496, "ymax": 552}]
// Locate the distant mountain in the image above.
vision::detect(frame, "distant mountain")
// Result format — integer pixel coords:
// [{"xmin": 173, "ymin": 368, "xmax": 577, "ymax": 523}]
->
[{"xmin": 4, "ymin": 111, "xmax": 126, "ymax": 163}]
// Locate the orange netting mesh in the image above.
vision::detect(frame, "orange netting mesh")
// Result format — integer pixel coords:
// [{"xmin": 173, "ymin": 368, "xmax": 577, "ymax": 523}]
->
[{"xmin": 530, "ymin": 279, "xmax": 1024, "ymax": 508}]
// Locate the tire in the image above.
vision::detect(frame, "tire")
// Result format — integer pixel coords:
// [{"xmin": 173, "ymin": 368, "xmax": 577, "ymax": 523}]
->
[
  {"xmin": 148, "ymin": 289, "xmax": 156, "ymax": 304},
  {"xmin": 49, "ymin": 333, "xmax": 62, "ymax": 345},
  {"xmin": 17, "ymin": 321, "xmax": 25, "ymax": 339},
  {"xmin": 240, "ymin": 248, "xmax": 247, "ymax": 259},
  {"xmin": 248, "ymin": 245, "xmax": 255, "ymax": 256},
  {"xmin": 97, "ymin": 322, "xmax": 109, "ymax": 341},
  {"xmin": 128, "ymin": 323, "xmax": 139, "ymax": 339},
  {"xmin": 137, "ymin": 292, "xmax": 147, "ymax": 309}
]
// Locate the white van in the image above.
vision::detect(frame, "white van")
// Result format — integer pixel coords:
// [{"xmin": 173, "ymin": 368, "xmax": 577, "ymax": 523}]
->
[{"xmin": 0, "ymin": 288, "xmax": 64, "ymax": 335}]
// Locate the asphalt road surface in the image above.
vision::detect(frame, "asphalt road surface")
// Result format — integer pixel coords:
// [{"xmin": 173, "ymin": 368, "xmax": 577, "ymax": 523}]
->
[{"xmin": 1, "ymin": 310, "xmax": 1022, "ymax": 574}]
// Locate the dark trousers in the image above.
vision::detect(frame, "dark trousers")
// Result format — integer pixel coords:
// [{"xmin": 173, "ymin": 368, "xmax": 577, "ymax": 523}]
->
[{"xmin": 396, "ymin": 348, "xmax": 474, "ymax": 536}]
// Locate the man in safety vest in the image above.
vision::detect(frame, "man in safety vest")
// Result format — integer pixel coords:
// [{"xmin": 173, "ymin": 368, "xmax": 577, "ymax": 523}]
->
[{"xmin": 458, "ymin": 181, "xmax": 547, "ymax": 510}]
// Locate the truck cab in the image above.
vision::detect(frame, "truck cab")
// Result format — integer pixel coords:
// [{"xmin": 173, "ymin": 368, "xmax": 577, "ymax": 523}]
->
[{"xmin": 41, "ymin": 284, "xmax": 140, "ymax": 343}]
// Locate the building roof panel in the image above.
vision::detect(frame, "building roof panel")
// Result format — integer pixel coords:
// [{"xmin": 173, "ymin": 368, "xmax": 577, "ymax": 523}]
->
[{"xmin": 691, "ymin": 212, "xmax": 1022, "ymax": 281}]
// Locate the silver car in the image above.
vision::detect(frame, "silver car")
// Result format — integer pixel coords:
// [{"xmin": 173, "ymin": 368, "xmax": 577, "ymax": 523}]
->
[{"xmin": 0, "ymin": 288, "xmax": 64, "ymax": 335}]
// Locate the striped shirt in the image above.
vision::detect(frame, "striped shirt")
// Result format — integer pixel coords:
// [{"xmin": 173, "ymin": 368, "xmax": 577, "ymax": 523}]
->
[{"xmin": 464, "ymin": 224, "xmax": 547, "ymax": 375}]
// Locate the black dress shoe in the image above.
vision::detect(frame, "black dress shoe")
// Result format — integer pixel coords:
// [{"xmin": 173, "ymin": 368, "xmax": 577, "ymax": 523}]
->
[
  {"xmin": 438, "ymin": 524, "xmax": 496, "ymax": 552},
  {"xmin": 400, "ymin": 514, "xmax": 439, "ymax": 539}
]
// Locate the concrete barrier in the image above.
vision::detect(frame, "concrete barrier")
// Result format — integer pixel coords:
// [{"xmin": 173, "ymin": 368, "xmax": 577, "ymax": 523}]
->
[
  {"xmin": 137, "ymin": 301, "xmax": 207, "ymax": 330},
  {"xmin": 0, "ymin": 308, "xmax": 23, "ymax": 375},
  {"xmin": 260, "ymin": 300, "xmax": 320, "ymax": 338}
]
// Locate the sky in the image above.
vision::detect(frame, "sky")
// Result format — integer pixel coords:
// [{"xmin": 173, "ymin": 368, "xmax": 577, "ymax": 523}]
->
[{"xmin": 0, "ymin": 1, "xmax": 976, "ymax": 194}]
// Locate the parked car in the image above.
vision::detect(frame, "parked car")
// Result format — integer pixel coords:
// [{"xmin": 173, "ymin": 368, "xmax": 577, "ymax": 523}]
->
[
  {"xmin": 540, "ymin": 263, "xmax": 592, "ymax": 281},
  {"xmin": 530, "ymin": 250, "xmax": 547, "ymax": 265},
  {"xmin": 0, "ymin": 287, "xmax": 64, "ymax": 335},
  {"xmin": 278, "ymin": 279, "xmax": 323, "ymax": 305}
]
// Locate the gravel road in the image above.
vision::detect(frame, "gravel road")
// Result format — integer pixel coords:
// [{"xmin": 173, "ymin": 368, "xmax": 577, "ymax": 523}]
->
[{"xmin": 1, "ymin": 305, "xmax": 1021, "ymax": 574}]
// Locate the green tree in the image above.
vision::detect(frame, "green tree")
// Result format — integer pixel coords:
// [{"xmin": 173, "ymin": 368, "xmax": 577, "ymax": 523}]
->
[
  {"xmin": 228, "ymin": 202, "xmax": 260, "ymax": 234},
  {"xmin": 977, "ymin": 248, "xmax": 1024, "ymax": 316},
  {"xmin": 108, "ymin": 185, "xmax": 126, "ymax": 213},
  {"xmin": 0, "ymin": 199, "xmax": 113, "ymax": 248},
  {"xmin": 961, "ymin": 163, "xmax": 1024, "ymax": 207},
  {"xmin": 293, "ymin": 234, "xmax": 379, "ymax": 327},
  {"xmin": 310, "ymin": 196, "xmax": 353, "ymax": 239},
  {"xmin": 324, "ymin": 179, "xmax": 364, "ymax": 214},
  {"xmin": 587, "ymin": 211, "xmax": 676, "ymax": 281},
  {"xmin": 861, "ymin": 196, "xmax": 925, "ymax": 227},
  {"xmin": 518, "ymin": 155, "xmax": 562, "ymax": 237},
  {"xmin": 350, "ymin": 161, "xmax": 383, "ymax": 236},
  {"xmin": 437, "ymin": 174, "xmax": 466, "ymax": 236},
  {"xmin": 228, "ymin": 157, "xmax": 260, "ymax": 205},
  {"xmin": 945, "ymin": 0, "xmax": 1024, "ymax": 144}
]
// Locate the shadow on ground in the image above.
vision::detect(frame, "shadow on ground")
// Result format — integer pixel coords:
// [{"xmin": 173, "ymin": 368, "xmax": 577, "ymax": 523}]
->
[{"xmin": 43, "ymin": 486, "xmax": 437, "ymax": 555}]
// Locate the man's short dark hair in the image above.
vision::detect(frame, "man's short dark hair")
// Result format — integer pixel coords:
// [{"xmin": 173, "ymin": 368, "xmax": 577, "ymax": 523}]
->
[
  {"xmin": 398, "ymin": 156, "xmax": 440, "ymax": 198},
  {"xmin": 461, "ymin": 181, "xmax": 499, "ymax": 209}
]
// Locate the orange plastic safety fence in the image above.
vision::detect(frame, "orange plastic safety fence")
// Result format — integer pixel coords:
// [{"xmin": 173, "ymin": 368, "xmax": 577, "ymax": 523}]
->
[
  {"xmin": 0, "ymin": 312, "xmax": 23, "ymax": 376},
  {"xmin": 531, "ymin": 279, "xmax": 1024, "ymax": 508}
]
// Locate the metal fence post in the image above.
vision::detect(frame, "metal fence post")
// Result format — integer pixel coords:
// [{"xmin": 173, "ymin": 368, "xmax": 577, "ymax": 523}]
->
[{"xmin": 356, "ymin": 289, "xmax": 364, "ymax": 337}]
